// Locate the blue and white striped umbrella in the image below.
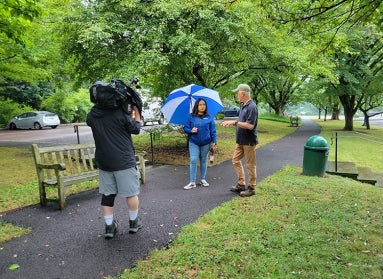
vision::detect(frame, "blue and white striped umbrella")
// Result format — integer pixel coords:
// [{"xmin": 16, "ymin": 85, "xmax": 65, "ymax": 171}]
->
[{"xmin": 161, "ymin": 84, "xmax": 223, "ymax": 126}]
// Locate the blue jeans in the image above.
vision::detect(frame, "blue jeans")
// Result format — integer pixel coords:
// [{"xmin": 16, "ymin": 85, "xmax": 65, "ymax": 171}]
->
[{"xmin": 189, "ymin": 141, "xmax": 210, "ymax": 182}]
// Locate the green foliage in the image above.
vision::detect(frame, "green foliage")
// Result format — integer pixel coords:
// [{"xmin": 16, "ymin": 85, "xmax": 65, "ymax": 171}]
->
[
  {"xmin": 0, "ymin": 79, "xmax": 55, "ymax": 109},
  {"xmin": 261, "ymin": 0, "xmax": 382, "ymax": 34},
  {"xmin": 41, "ymin": 87, "xmax": 92, "ymax": 123},
  {"xmin": 0, "ymin": 98, "xmax": 34, "ymax": 128},
  {"xmin": 0, "ymin": 85, "xmax": 92, "ymax": 127},
  {"xmin": 2, "ymin": 0, "xmax": 383, "ymax": 133},
  {"xmin": 62, "ymin": 0, "xmax": 253, "ymax": 97},
  {"xmin": 216, "ymin": 113, "xmax": 225, "ymax": 120},
  {"xmin": 0, "ymin": 0, "xmax": 41, "ymax": 43},
  {"xmin": 0, "ymin": 0, "xmax": 51, "ymax": 82}
]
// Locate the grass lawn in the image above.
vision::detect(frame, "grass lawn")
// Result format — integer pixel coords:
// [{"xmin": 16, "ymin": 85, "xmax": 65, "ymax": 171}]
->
[
  {"xmin": 315, "ymin": 118, "xmax": 383, "ymax": 172},
  {"xmin": 119, "ymin": 165, "xmax": 383, "ymax": 279}
]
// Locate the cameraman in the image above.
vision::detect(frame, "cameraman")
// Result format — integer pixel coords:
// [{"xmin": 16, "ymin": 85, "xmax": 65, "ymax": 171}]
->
[{"xmin": 87, "ymin": 100, "xmax": 142, "ymax": 239}]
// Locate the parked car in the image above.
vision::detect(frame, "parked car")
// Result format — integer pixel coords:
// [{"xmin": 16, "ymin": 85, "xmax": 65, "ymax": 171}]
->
[
  {"xmin": 219, "ymin": 105, "xmax": 240, "ymax": 117},
  {"xmin": 8, "ymin": 111, "xmax": 60, "ymax": 130},
  {"xmin": 141, "ymin": 100, "xmax": 165, "ymax": 126}
]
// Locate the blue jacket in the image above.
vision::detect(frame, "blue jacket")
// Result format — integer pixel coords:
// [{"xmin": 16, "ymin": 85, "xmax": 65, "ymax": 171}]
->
[{"xmin": 183, "ymin": 113, "xmax": 217, "ymax": 146}]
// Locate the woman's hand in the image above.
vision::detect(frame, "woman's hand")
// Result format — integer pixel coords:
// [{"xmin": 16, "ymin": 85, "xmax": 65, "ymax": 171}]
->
[{"xmin": 211, "ymin": 143, "xmax": 217, "ymax": 152}]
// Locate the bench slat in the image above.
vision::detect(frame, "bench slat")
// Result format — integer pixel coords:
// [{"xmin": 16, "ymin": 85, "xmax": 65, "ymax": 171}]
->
[{"xmin": 32, "ymin": 143, "xmax": 146, "ymax": 210}]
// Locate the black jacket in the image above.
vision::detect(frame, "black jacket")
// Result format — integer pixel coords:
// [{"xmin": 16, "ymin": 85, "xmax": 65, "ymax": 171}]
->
[{"xmin": 86, "ymin": 106, "xmax": 141, "ymax": 171}]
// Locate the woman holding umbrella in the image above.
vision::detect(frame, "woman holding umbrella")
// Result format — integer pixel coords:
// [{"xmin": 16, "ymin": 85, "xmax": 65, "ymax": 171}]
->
[{"xmin": 183, "ymin": 98, "xmax": 217, "ymax": 190}]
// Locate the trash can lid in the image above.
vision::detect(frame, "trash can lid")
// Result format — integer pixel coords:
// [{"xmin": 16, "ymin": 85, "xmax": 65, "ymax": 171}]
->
[{"xmin": 305, "ymin": 135, "xmax": 329, "ymax": 150}]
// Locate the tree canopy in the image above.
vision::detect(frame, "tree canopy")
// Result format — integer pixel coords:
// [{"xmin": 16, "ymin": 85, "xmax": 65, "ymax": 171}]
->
[{"xmin": 1, "ymin": 0, "xmax": 383, "ymax": 130}]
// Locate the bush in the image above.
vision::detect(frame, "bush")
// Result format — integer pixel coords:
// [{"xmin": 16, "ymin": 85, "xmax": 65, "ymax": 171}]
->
[
  {"xmin": 216, "ymin": 113, "xmax": 225, "ymax": 120},
  {"xmin": 0, "ymin": 98, "xmax": 33, "ymax": 128}
]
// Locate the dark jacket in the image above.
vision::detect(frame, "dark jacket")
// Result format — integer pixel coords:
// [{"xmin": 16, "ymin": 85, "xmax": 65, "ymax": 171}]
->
[
  {"xmin": 86, "ymin": 106, "xmax": 141, "ymax": 171},
  {"xmin": 183, "ymin": 113, "xmax": 217, "ymax": 146}
]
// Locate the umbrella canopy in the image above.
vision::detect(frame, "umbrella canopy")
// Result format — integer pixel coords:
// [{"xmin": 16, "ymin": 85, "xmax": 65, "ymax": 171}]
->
[{"xmin": 161, "ymin": 84, "xmax": 223, "ymax": 126}]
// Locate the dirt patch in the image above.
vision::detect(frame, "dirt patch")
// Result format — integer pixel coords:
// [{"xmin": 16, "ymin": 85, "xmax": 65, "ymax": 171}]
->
[{"xmin": 147, "ymin": 145, "xmax": 190, "ymax": 165}]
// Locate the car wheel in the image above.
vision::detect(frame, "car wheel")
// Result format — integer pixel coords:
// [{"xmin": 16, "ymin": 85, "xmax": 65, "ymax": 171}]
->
[
  {"xmin": 34, "ymin": 122, "xmax": 42, "ymax": 130},
  {"xmin": 140, "ymin": 116, "xmax": 146, "ymax": 126},
  {"xmin": 9, "ymin": 123, "xmax": 17, "ymax": 130},
  {"xmin": 158, "ymin": 115, "xmax": 164, "ymax": 125},
  {"xmin": 51, "ymin": 125, "xmax": 58, "ymax": 129}
]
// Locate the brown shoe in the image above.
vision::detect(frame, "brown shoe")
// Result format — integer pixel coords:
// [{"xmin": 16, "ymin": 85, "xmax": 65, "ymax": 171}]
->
[
  {"xmin": 239, "ymin": 187, "xmax": 255, "ymax": 197},
  {"xmin": 230, "ymin": 184, "xmax": 245, "ymax": 193}
]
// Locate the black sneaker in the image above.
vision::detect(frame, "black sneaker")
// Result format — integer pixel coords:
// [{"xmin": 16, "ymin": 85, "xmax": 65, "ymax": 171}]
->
[
  {"xmin": 129, "ymin": 218, "xmax": 141, "ymax": 234},
  {"xmin": 105, "ymin": 220, "xmax": 117, "ymax": 239},
  {"xmin": 239, "ymin": 187, "xmax": 255, "ymax": 197},
  {"xmin": 230, "ymin": 184, "xmax": 246, "ymax": 193}
]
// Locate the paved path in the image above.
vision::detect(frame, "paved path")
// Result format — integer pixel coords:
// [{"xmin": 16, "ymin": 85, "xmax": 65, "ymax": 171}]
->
[{"xmin": 0, "ymin": 117, "xmax": 320, "ymax": 279}]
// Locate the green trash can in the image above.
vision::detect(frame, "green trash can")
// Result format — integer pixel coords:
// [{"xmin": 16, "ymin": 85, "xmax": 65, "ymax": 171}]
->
[{"xmin": 302, "ymin": 135, "xmax": 329, "ymax": 177}]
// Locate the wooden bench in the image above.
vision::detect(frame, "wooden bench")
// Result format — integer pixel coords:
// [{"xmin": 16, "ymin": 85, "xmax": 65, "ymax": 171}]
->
[
  {"xmin": 290, "ymin": 116, "xmax": 299, "ymax": 127},
  {"xmin": 32, "ymin": 143, "xmax": 146, "ymax": 210}
]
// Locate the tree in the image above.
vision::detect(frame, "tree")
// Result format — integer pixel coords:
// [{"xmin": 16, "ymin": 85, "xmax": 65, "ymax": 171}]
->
[
  {"xmin": 359, "ymin": 94, "xmax": 383, "ymax": 129},
  {"xmin": 251, "ymin": 73, "xmax": 304, "ymax": 115},
  {"xmin": 0, "ymin": 0, "xmax": 45, "ymax": 82},
  {"xmin": 260, "ymin": 0, "xmax": 383, "ymax": 129},
  {"xmin": 262, "ymin": 0, "xmax": 383, "ymax": 36},
  {"xmin": 323, "ymin": 25, "xmax": 383, "ymax": 130},
  {"xmin": 63, "ymin": 0, "xmax": 259, "ymax": 96},
  {"xmin": 0, "ymin": 0, "xmax": 41, "ymax": 44},
  {"xmin": 0, "ymin": 79, "xmax": 55, "ymax": 109}
]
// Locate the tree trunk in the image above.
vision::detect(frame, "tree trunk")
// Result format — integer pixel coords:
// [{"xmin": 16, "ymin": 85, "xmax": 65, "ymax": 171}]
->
[
  {"xmin": 331, "ymin": 104, "xmax": 340, "ymax": 120},
  {"xmin": 343, "ymin": 111, "xmax": 354, "ymax": 131},
  {"xmin": 339, "ymin": 95, "xmax": 358, "ymax": 131},
  {"xmin": 274, "ymin": 106, "xmax": 283, "ymax": 116},
  {"xmin": 365, "ymin": 116, "xmax": 371, "ymax": 129},
  {"xmin": 360, "ymin": 111, "xmax": 371, "ymax": 129}
]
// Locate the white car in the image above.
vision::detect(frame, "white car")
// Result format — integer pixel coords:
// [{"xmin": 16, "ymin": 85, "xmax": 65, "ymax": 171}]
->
[
  {"xmin": 141, "ymin": 100, "xmax": 164, "ymax": 126},
  {"xmin": 8, "ymin": 111, "xmax": 60, "ymax": 130}
]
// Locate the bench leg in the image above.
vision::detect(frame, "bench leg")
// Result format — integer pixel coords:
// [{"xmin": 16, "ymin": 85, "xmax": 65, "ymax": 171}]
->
[
  {"xmin": 58, "ymin": 182, "xmax": 66, "ymax": 210},
  {"xmin": 39, "ymin": 183, "xmax": 47, "ymax": 206}
]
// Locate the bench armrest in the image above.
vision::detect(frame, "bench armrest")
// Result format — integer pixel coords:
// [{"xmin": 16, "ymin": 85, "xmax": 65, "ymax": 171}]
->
[{"xmin": 36, "ymin": 162, "xmax": 66, "ymax": 171}]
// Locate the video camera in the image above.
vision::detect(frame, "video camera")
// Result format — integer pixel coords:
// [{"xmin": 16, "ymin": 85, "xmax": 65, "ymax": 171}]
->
[{"xmin": 90, "ymin": 78, "xmax": 143, "ymax": 116}]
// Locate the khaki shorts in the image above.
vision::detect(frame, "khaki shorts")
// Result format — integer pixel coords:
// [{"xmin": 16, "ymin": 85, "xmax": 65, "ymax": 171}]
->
[{"xmin": 98, "ymin": 167, "xmax": 140, "ymax": 197}]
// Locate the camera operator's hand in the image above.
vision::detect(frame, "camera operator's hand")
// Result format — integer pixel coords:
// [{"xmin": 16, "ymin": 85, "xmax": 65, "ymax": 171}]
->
[{"xmin": 133, "ymin": 106, "xmax": 141, "ymax": 122}]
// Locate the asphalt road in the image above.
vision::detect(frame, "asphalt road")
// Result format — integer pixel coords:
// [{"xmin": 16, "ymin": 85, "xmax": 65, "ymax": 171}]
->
[
  {"xmin": 1, "ymin": 115, "xmax": 381, "ymax": 149},
  {"xmin": 0, "ymin": 123, "xmax": 167, "ymax": 148}
]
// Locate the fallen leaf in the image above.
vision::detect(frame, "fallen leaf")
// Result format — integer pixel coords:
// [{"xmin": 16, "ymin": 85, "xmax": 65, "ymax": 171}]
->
[{"xmin": 8, "ymin": 263, "xmax": 20, "ymax": 271}]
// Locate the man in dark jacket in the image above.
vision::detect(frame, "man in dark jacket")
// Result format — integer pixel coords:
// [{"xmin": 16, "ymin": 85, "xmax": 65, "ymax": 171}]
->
[{"xmin": 87, "ymin": 104, "xmax": 142, "ymax": 239}]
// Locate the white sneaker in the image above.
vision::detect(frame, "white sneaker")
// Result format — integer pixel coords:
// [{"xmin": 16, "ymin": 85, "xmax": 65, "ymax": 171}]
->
[
  {"xmin": 184, "ymin": 182, "xmax": 196, "ymax": 190},
  {"xmin": 200, "ymin": 179, "xmax": 209, "ymax": 187}
]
